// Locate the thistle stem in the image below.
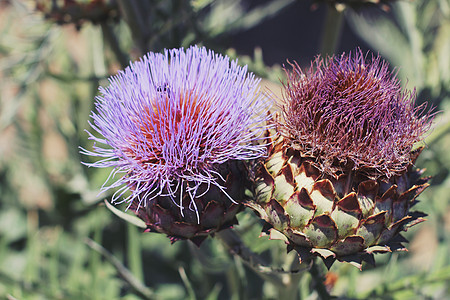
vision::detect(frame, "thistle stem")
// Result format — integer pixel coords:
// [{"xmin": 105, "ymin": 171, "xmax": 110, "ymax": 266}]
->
[
  {"xmin": 276, "ymin": 254, "xmax": 304, "ymax": 299},
  {"xmin": 320, "ymin": 4, "xmax": 344, "ymax": 57},
  {"xmin": 217, "ymin": 228, "xmax": 310, "ymax": 294},
  {"xmin": 116, "ymin": 0, "xmax": 148, "ymax": 54},
  {"xmin": 309, "ymin": 259, "xmax": 332, "ymax": 300},
  {"xmin": 127, "ymin": 223, "xmax": 144, "ymax": 282},
  {"xmin": 100, "ymin": 21, "xmax": 129, "ymax": 68},
  {"xmin": 216, "ymin": 229, "xmax": 284, "ymax": 287},
  {"xmin": 85, "ymin": 238, "xmax": 156, "ymax": 300}
]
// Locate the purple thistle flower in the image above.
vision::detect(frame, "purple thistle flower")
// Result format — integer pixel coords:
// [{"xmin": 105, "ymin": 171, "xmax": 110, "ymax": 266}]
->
[
  {"xmin": 251, "ymin": 49, "xmax": 433, "ymax": 267},
  {"xmin": 281, "ymin": 49, "xmax": 434, "ymax": 178},
  {"xmin": 81, "ymin": 46, "xmax": 269, "ymax": 222}
]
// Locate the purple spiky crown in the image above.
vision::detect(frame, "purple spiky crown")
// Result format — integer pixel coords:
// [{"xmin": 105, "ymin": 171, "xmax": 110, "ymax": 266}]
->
[
  {"xmin": 281, "ymin": 49, "xmax": 434, "ymax": 178},
  {"xmin": 81, "ymin": 46, "xmax": 270, "ymax": 214}
]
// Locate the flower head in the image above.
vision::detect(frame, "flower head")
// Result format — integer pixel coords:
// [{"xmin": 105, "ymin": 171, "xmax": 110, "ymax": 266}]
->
[
  {"xmin": 82, "ymin": 46, "xmax": 269, "ymax": 218},
  {"xmin": 250, "ymin": 50, "xmax": 433, "ymax": 268},
  {"xmin": 281, "ymin": 49, "xmax": 433, "ymax": 178}
]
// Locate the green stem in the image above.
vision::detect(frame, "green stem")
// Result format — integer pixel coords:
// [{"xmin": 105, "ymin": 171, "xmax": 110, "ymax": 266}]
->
[
  {"xmin": 49, "ymin": 229, "xmax": 61, "ymax": 295},
  {"xmin": 25, "ymin": 209, "xmax": 39, "ymax": 286},
  {"xmin": 85, "ymin": 238, "xmax": 156, "ymax": 300},
  {"xmin": 46, "ymin": 71, "xmax": 108, "ymax": 82},
  {"xmin": 179, "ymin": 266, "xmax": 197, "ymax": 300},
  {"xmin": 100, "ymin": 21, "xmax": 129, "ymax": 68},
  {"xmin": 320, "ymin": 5, "xmax": 344, "ymax": 57},
  {"xmin": 216, "ymin": 229, "xmax": 284, "ymax": 287},
  {"xmin": 277, "ymin": 254, "xmax": 304, "ymax": 300},
  {"xmin": 116, "ymin": 0, "xmax": 148, "ymax": 54},
  {"xmin": 89, "ymin": 225, "xmax": 102, "ymax": 299},
  {"xmin": 232, "ymin": 256, "xmax": 249, "ymax": 300},
  {"xmin": 127, "ymin": 223, "xmax": 144, "ymax": 283},
  {"xmin": 309, "ymin": 259, "xmax": 332, "ymax": 300},
  {"xmin": 217, "ymin": 229, "xmax": 309, "ymax": 288}
]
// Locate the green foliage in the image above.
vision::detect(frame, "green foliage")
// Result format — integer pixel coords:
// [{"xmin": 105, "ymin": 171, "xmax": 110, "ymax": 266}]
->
[{"xmin": 0, "ymin": 0, "xmax": 449, "ymax": 299}]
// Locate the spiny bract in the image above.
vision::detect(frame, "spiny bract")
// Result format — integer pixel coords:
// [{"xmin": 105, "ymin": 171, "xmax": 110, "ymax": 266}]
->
[{"xmin": 249, "ymin": 50, "xmax": 434, "ymax": 269}]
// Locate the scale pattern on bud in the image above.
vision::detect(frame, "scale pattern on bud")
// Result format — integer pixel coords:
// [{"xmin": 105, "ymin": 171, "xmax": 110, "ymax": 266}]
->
[
  {"xmin": 250, "ymin": 50, "xmax": 433, "ymax": 268},
  {"xmin": 82, "ymin": 46, "xmax": 270, "ymax": 244}
]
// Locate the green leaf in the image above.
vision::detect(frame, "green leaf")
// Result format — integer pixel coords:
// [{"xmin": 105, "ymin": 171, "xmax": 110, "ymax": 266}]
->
[{"xmin": 104, "ymin": 200, "xmax": 146, "ymax": 229}]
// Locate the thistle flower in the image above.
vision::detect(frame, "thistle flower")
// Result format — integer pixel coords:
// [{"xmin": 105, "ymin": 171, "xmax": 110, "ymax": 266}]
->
[
  {"xmin": 82, "ymin": 46, "xmax": 269, "ymax": 244},
  {"xmin": 250, "ymin": 50, "xmax": 434, "ymax": 268}
]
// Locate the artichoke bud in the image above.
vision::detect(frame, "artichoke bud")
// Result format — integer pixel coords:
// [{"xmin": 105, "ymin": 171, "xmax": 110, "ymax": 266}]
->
[
  {"xmin": 250, "ymin": 50, "xmax": 434, "ymax": 269},
  {"xmin": 253, "ymin": 136, "xmax": 429, "ymax": 269}
]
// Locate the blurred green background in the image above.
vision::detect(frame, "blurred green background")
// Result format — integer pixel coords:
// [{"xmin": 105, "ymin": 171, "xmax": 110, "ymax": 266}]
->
[{"xmin": 0, "ymin": 0, "xmax": 449, "ymax": 299}]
